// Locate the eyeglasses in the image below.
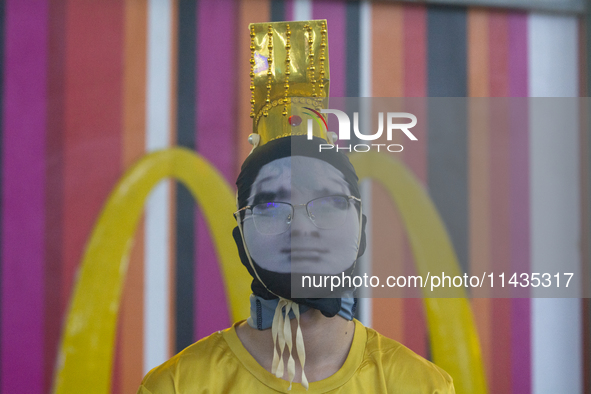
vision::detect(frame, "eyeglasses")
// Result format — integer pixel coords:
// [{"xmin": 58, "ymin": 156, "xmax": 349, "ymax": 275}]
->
[{"xmin": 234, "ymin": 195, "xmax": 361, "ymax": 235}]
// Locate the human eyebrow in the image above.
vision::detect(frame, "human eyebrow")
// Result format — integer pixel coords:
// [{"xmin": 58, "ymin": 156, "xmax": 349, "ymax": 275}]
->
[
  {"xmin": 314, "ymin": 186, "xmax": 348, "ymax": 197},
  {"xmin": 252, "ymin": 192, "xmax": 277, "ymax": 206},
  {"xmin": 252, "ymin": 188, "xmax": 289, "ymax": 205}
]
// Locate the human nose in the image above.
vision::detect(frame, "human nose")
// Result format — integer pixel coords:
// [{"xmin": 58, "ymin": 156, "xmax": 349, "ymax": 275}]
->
[{"xmin": 290, "ymin": 204, "xmax": 319, "ymax": 236}]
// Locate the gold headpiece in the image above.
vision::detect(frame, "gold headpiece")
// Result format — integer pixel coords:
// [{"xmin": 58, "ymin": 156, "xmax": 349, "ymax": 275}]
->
[{"xmin": 248, "ymin": 20, "xmax": 331, "ymax": 148}]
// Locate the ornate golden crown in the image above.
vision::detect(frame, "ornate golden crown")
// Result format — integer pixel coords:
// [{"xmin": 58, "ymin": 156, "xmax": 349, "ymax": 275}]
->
[{"xmin": 248, "ymin": 20, "xmax": 331, "ymax": 148}]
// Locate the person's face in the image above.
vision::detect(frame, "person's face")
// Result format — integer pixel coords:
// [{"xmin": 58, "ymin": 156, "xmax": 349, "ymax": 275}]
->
[{"xmin": 242, "ymin": 156, "xmax": 361, "ymax": 275}]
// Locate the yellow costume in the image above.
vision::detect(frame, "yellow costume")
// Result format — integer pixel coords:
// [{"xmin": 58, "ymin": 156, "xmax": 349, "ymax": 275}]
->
[
  {"xmin": 137, "ymin": 20, "xmax": 456, "ymax": 394},
  {"xmin": 137, "ymin": 319, "xmax": 454, "ymax": 393}
]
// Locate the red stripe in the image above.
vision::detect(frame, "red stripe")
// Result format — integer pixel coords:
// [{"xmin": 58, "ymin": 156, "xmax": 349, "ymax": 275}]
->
[
  {"xmin": 45, "ymin": 0, "xmax": 67, "ymax": 391},
  {"xmin": 62, "ymin": 0, "xmax": 123, "ymax": 322},
  {"xmin": 111, "ymin": 315, "xmax": 123, "ymax": 394},
  {"xmin": 489, "ymin": 12, "xmax": 509, "ymax": 97}
]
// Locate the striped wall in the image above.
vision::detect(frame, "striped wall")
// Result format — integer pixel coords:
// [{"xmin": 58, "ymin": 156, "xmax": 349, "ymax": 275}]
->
[{"xmin": 0, "ymin": 1, "xmax": 587, "ymax": 393}]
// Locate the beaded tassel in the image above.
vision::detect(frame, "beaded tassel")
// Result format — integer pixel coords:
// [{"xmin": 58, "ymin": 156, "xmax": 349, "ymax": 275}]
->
[
  {"xmin": 319, "ymin": 21, "xmax": 326, "ymax": 95},
  {"xmin": 249, "ymin": 25, "xmax": 256, "ymax": 118},
  {"xmin": 264, "ymin": 25, "xmax": 273, "ymax": 117},
  {"xmin": 306, "ymin": 25, "xmax": 316, "ymax": 97},
  {"xmin": 283, "ymin": 24, "xmax": 291, "ymax": 116}
]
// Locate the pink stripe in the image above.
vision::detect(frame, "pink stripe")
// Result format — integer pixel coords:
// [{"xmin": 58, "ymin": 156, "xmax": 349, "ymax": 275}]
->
[
  {"xmin": 1, "ymin": 0, "xmax": 48, "ymax": 391},
  {"xmin": 508, "ymin": 13, "xmax": 528, "ymax": 97},
  {"xmin": 195, "ymin": 0, "xmax": 236, "ymax": 339},
  {"xmin": 488, "ymin": 13, "xmax": 513, "ymax": 393},
  {"xmin": 509, "ymin": 12, "xmax": 531, "ymax": 394},
  {"xmin": 285, "ymin": 0, "xmax": 294, "ymax": 22},
  {"xmin": 312, "ymin": 1, "xmax": 346, "ymax": 97}
]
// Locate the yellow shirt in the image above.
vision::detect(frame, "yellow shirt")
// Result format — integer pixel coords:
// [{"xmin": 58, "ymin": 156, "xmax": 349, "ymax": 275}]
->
[{"xmin": 137, "ymin": 319, "xmax": 454, "ymax": 393}]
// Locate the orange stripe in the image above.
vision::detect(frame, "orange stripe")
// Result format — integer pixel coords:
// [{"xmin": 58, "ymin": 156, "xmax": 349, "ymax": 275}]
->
[
  {"xmin": 402, "ymin": 4, "xmax": 428, "ymax": 358},
  {"xmin": 237, "ymin": 0, "xmax": 270, "ymax": 173},
  {"xmin": 467, "ymin": 7, "xmax": 492, "ymax": 382},
  {"xmin": 369, "ymin": 2, "xmax": 404, "ymax": 341},
  {"xmin": 122, "ymin": 2, "xmax": 148, "ymax": 164},
  {"xmin": 371, "ymin": 184, "xmax": 405, "ymax": 341},
  {"xmin": 403, "ymin": 5, "xmax": 426, "ymax": 98},
  {"xmin": 468, "ymin": 9, "xmax": 489, "ymax": 98},
  {"xmin": 118, "ymin": 1, "xmax": 148, "ymax": 392},
  {"xmin": 372, "ymin": 2, "xmax": 403, "ymax": 98}
]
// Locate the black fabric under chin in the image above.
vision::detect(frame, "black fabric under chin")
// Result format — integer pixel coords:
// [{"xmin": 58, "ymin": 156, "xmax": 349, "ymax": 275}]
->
[
  {"xmin": 233, "ymin": 135, "xmax": 368, "ymax": 318},
  {"xmin": 232, "ymin": 211, "xmax": 368, "ymax": 318},
  {"xmin": 232, "ymin": 226, "xmax": 343, "ymax": 317}
]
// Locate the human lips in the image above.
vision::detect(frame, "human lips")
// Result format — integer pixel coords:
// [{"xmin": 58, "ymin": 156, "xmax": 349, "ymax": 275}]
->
[{"xmin": 282, "ymin": 247, "xmax": 328, "ymax": 260}]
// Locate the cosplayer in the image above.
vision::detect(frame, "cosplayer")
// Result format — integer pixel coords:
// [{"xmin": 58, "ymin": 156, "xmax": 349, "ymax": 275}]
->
[{"xmin": 137, "ymin": 20, "xmax": 454, "ymax": 393}]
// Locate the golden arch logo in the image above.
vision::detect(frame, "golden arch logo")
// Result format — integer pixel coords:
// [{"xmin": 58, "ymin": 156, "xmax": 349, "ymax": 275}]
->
[{"xmin": 52, "ymin": 148, "xmax": 487, "ymax": 394}]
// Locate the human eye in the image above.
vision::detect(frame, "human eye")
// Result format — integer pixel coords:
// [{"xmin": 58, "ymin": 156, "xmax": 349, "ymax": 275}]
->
[
  {"xmin": 307, "ymin": 196, "xmax": 349, "ymax": 215},
  {"xmin": 253, "ymin": 202, "xmax": 282, "ymax": 216},
  {"xmin": 322, "ymin": 196, "xmax": 349, "ymax": 210},
  {"xmin": 252, "ymin": 192, "xmax": 278, "ymax": 207},
  {"xmin": 306, "ymin": 196, "xmax": 351, "ymax": 229}
]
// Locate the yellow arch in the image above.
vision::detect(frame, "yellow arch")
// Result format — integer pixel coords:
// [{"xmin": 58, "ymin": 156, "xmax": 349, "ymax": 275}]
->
[
  {"xmin": 52, "ymin": 148, "xmax": 249, "ymax": 393},
  {"xmin": 54, "ymin": 147, "xmax": 486, "ymax": 393},
  {"xmin": 350, "ymin": 152, "xmax": 487, "ymax": 394}
]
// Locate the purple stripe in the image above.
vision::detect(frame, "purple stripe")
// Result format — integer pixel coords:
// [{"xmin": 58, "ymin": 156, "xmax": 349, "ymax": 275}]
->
[
  {"xmin": 509, "ymin": 13, "xmax": 528, "ymax": 97},
  {"xmin": 312, "ymin": 1, "xmax": 346, "ymax": 97},
  {"xmin": 509, "ymin": 12, "xmax": 531, "ymax": 394},
  {"xmin": 195, "ymin": 0, "xmax": 236, "ymax": 339},
  {"xmin": 1, "ymin": 0, "xmax": 48, "ymax": 391},
  {"xmin": 285, "ymin": 0, "xmax": 294, "ymax": 22}
]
